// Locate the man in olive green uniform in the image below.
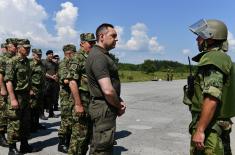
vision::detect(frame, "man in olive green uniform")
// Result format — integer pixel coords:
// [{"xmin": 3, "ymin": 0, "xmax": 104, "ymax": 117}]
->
[
  {"xmin": 57, "ymin": 44, "xmax": 76, "ymax": 153},
  {"xmin": 183, "ymin": 19, "xmax": 234, "ymax": 155},
  {"xmin": 29, "ymin": 49, "xmax": 46, "ymax": 132},
  {"xmin": 0, "ymin": 38, "xmax": 17, "ymax": 147},
  {"xmin": 42, "ymin": 50, "xmax": 58, "ymax": 118},
  {"xmin": 85, "ymin": 23, "xmax": 126, "ymax": 155},
  {"xmin": 5, "ymin": 39, "xmax": 36, "ymax": 154},
  {"xmin": 67, "ymin": 33, "xmax": 96, "ymax": 155}
]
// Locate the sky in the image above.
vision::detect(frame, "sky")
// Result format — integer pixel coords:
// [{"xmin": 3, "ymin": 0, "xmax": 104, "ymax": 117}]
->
[{"xmin": 0, "ymin": 0, "xmax": 235, "ymax": 64}]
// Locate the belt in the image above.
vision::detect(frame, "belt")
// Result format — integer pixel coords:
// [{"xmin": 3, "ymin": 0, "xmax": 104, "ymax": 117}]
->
[{"xmin": 91, "ymin": 96, "xmax": 105, "ymax": 101}]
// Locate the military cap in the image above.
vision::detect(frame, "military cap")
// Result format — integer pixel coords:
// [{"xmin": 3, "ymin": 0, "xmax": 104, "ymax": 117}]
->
[
  {"xmin": 53, "ymin": 54, "xmax": 59, "ymax": 59},
  {"xmin": 63, "ymin": 44, "xmax": 76, "ymax": 52},
  {"xmin": 6, "ymin": 38, "xmax": 18, "ymax": 46},
  {"xmin": 17, "ymin": 39, "xmax": 31, "ymax": 47},
  {"xmin": 1, "ymin": 43, "xmax": 6, "ymax": 48},
  {"xmin": 46, "ymin": 50, "xmax": 53, "ymax": 55},
  {"xmin": 80, "ymin": 33, "xmax": 96, "ymax": 42},
  {"xmin": 32, "ymin": 48, "xmax": 42, "ymax": 55}
]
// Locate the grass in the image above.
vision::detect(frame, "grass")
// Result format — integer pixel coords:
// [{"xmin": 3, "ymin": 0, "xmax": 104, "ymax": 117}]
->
[{"xmin": 119, "ymin": 70, "xmax": 188, "ymax": 82}]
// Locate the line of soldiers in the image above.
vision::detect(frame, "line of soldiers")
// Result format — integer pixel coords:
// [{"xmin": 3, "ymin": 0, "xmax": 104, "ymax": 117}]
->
[
  {"xmin": 0, "ymin": 32, "xmax": 98, "ymax": 155},
  {"xmin": 0, "ymin": 38, "xmax": 44, "ymax": 155}
]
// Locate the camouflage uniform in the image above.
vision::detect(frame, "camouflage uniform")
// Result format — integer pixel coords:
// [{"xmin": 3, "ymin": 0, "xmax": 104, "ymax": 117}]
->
[
  {"xmin": 57, "ymin": 44, "xmax": 77, "ymax": 153},
  {"xmin": 184, "ymin": 19, "xmax": 234, "ymax": 155},
  {"xmin": 0, "ymin": 52, "xmax": 15, "ymax": 133},
  {"xmin": 67, "ymin": 49, "xmax": 92, "ymax": 155},
  {"xmin": 58, "ymin": 56, "xmax": 73, "ymax": 145},
  {"xmin": 30, "ymin": 49, "xmax": 45, "ymax": 131},
  {"xmin": 0, "ymin": 38, "xmax": 17, "ymax": 147}
]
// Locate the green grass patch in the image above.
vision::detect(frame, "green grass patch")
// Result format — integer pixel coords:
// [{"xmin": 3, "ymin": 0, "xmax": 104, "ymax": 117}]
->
[{"xmin": 119, "ymin": 70, "xmax": 188, "ymax": 82}]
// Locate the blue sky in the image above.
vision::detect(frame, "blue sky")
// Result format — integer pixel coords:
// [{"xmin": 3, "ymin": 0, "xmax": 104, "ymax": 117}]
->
[{"xmin": 0, "ymin": 0, "xmax": 235, "ymax": 64}]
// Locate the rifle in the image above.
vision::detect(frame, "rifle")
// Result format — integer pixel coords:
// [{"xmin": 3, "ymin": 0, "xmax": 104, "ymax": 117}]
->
[{"xmin": 187, "ymin": 56, "xmax": 194, "ymax": 98}]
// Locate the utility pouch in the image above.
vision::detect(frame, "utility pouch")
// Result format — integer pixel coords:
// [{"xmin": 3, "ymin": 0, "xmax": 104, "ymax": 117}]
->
[{"xmin": 183, "ymin": 85, "xmax": 193, "ymax": 106}]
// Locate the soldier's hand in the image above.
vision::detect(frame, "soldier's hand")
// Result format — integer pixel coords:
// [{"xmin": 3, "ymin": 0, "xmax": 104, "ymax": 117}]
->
[
  {"xmin": 11, "ymin": 99, "xmax": 19, "ymax": 109},
  {"xmin": 118, "ymin": 101, "xmax": 126, "ymax": 117},
  {"xmin": 74, "ymin": 105, "xmax": 85, "ymax": 116},
  {"xmin": 30, "ymin": 90, "xmax": 35, "ymax": 96},
  {"xmin": 192, "ymin": 130, "xmax": 205, "ymax": 150},
  {"xmin": 64, "ymin": 79, "xmax": 69, "ymax": 84},
  {"xmin": 0, "ymin": 88, "xmax": 7, "ymax": 96}
]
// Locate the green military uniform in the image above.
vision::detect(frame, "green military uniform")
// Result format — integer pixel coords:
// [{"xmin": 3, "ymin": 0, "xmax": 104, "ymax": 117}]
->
[
  {"xmin": 67, "ymin": 49, "xmax": 92, "ymax": 155},
  {"xmin": 58, "ymin": 56, "xmax": 73, "ymax": 151},
  {"xmin": 0, "ymin": 52, "xmax": 15, "ymax": 133},
  {"xmin": 188, "ymin": 49, "xmax": 232, "ymax": 154},
  {"xmin": 0, "ymin": 38, "xmax": 17, "ymax": 147},
  {"xmin": 30, "ymin": 49, "xmax": 45, "ymax": 131},
  {"xmin": 57, "ymin": 44, "xmax": 77, "ymax": 153},
  {"xmin": 5, "ymin": 54, "xmax": 31, "ymax": 144},
  {"xmin": 184, "ymin": 19, "xmax": 235, "ymax": 155},
  {"xmin": 85, "ymin": 45, "xmax": 120, "ymax": 155}
]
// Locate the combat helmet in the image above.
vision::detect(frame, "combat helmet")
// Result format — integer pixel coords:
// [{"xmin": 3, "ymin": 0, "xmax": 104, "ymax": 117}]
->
[{"xmin": 189, "ymin": 19, "xmax": 227, "ymax": 40}]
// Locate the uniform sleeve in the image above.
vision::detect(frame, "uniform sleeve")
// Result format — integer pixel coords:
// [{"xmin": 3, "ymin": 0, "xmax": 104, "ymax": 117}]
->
[
  {"xmin": 67, "ymin": 56, "xmax": 80, "ymax": 80},
  {"xmin": 4, "ymin": 59, "xmax": 15, "ymax": 82},
  {"xmin": 202, "ymin": 67, "xmax": 224, "ymax": 101},
  {"xmin": 91, "ymin": 54, "xmax": 109, "ymax": 80},
  {"xmin": 0, "ymin": 57, "xmax": 5, "ymax": 75},
  {"xmin": 58, "ymin": 61, "xmax": 69, "ymax": 84}
]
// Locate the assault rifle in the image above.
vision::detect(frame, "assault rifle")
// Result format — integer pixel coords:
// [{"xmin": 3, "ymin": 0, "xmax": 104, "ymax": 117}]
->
[{"xmin": 187, "ymin": 56, "xmax": 194, "ymax": 98}]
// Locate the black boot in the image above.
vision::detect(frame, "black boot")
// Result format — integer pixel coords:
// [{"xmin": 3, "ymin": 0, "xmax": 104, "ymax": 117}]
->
[
  {"xmin": 20, "ymin": 139, "xmax": 37, "ymax": 153},
  {"xmin": 58, "ymin": 137, "xmax": 68, "ymax": 153},
  {"xmin": 0, "ymin": 133, "xmax": 8, "ymax": 147},
  {"xmin": 8, "ymin": 143, "xmax": 22, "ymax": 155}
]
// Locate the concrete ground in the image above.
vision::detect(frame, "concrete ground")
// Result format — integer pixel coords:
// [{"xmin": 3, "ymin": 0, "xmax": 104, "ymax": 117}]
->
[{"xmin": 0, "ymin": 80, "xmax": 235, "ymax": 155}]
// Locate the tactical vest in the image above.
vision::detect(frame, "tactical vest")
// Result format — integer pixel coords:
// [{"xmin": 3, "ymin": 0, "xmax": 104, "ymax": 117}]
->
[{"xmin": 189, "ymin": 50, "xmax": 235, "ymax": 118}]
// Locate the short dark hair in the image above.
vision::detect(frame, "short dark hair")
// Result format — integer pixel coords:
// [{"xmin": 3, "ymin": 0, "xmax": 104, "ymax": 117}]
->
[{"xmin": 96, "ymin": 23, "xmax": 114, "ymax": 41}]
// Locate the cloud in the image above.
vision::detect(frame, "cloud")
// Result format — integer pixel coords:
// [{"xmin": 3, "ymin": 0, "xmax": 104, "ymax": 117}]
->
[
  {"xmin": 182, "ymin": 49, "xmax": 191, "ymax": 55},
  {"xmin": 0, "ymin": 0, "xmax": 79, "ymax": 55},
  {"xmin": 228, "ymin": 31, "xmax": 235, "ymax": 50},
  {"xmin": 116, "ymin": 23, "xmax": 164, "ymax": 53}
]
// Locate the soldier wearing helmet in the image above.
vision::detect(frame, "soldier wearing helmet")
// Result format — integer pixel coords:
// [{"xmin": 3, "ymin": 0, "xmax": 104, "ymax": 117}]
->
[{"xmin": 183, "ymin": 19, "xmax": 234, "ymax": 155}]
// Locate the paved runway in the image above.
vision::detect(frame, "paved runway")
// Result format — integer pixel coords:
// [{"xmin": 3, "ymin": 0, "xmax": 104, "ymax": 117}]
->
[{"xmin": 0, "ymin": 80, "xmax": 235, "ymax": 155}]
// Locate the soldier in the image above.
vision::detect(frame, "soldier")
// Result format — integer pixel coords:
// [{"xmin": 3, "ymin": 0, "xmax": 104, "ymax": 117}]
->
[
  {"xmin": 57, "ymin": 44, "xmax": 76, "ymax": 153},
  {"xmin": 183, "ymin": 19, "xmax": 234, "ymax": 155},
  {"xmin": 85, "ymin": 23, "xmax": 126, "ymax": 155},
  {"xmin": 5, "ymin": 39, "xmax": 37, "ymax": 154},
  {"xmin": 52, "ymin": 54, "xmax": 60, "ymax": 111},
  {"xmin": 67, "ymin": 33, "xmax": 96, "ymax": 155},
  {"xmin": 0, "ymin": 43, "xmax": 7, "ymax": 54},
  {"xmin": 0, "ymin": 38, "xmax": 17, "ymax": 147},
  {"xmin": 29, "ymin": 49, "xmax": 46, "ymax": 132},
  {"xmin": 42, "ymin": 50, "xmax": 58, "ymax": 118}
]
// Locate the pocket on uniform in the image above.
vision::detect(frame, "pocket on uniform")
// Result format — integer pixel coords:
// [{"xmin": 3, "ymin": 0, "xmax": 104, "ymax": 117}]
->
[{"xmin": 94, "ymin": 127, "xmax": 115, "ymax": 151}]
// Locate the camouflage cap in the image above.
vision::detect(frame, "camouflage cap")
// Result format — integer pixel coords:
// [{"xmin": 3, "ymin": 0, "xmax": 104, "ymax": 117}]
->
[
  {"xmin": 63, "ymin": 44, "xmax": 76, "ymax": 52},
  {"xmin": 80, "ymin": 33, "xmax": 96, "ymax": 42},
  {"xmin": 32, "ymin": 48, "xmax": 42, "ymax": 55},
  {"xmin": 17, "ymin": 39, "xmax": 31, "ymax": 48},
  {"xmin": 6, "ymin": 38, "xmax": 18, "ymax": 46},
  {"xmin": 1, "ymin": 43, "xmax": 6, "ymax": 48}
]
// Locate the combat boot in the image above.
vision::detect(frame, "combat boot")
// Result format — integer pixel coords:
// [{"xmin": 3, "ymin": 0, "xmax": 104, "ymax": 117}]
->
[
  {"xmin": 20, "ymin": 139, "xmax": 37, "ymax": 153},
  {"xmin": 58, "ymin": 137, "xmax": 68, "ymax": 153},
  {"xmin": 8, "ymin": 143, "xmax": 22, "ymax": 155},
  {"xmin": 0, "ymin": 133, "xmax": 8, "ymax": 147}
]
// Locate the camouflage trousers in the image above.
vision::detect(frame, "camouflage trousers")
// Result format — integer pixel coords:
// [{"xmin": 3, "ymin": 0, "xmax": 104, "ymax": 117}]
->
[
  {"xmin": 7, "ymin": 93, "xmax": 31, "ymax": 144},
  {"xmin": 58, "ymin": 89, "xmax": 73, "ymax": 138},
  {"xmin": 68, "ymin": 91, "xmax": 92, "ymax": 155},
  {"xmin": 0, "ymin": 95, "xmax": 7, "ymax": 134},
  {"xmin": 88, "ymin": 99, "xmax": 117, "ymax": 155},
  {"xmin": 30, "ymin": 93, "xmax": 43, "ymax": 130}
]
